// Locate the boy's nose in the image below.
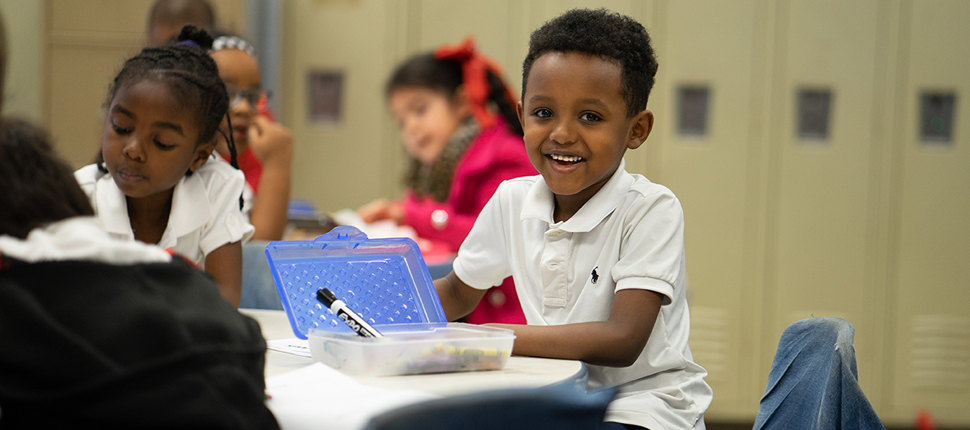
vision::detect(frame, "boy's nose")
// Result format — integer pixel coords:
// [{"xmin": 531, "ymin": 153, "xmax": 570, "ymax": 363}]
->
[{"xmin": 549, "ymin": 120, "xmax": 575, "ymax": 145}]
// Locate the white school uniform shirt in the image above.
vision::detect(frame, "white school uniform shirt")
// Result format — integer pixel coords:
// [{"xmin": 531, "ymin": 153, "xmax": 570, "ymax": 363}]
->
[
  {"xmin": 453, "ymin": 160, "xmax": 713, "ymax": 430},
  {"xmin": 74, "ymin": 159, "xmax": 255, "ymax": 268},
  {"xmin": 211, "ymin": 152, "xmax": 254, "ymax": 220}
]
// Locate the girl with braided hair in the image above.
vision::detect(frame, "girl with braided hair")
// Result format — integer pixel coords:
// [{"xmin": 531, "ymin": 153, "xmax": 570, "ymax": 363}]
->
[
  {"xmin": 75, "ymin": 26, "xmax": 253, "ymax": 307},
  {"xmin": 357, "ymin": 37, "xmax": 535, "ymax": 325}
]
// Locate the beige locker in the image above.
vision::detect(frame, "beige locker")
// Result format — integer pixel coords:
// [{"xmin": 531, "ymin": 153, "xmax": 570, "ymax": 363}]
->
[
  {"xmin": 887, "ymin": 0, "xmax": 970, "ymax": 425},
  {"xmin": 650, "ymin": 0, "xmax": 766, "ymax": 419},
  {"xmin": 281, "ymin": 0, "xmax": 404, "ymax": 212},
  {"xmin": 762, "ymin": 0, "xmax": 888, "ymax": 409},
  {"xmin": 45, "ymin": 0, "xmax": 146, "ymax": 168},
  {"xmin": 411, "ymin": 0, "xmax": 515, "ymax": 74}
]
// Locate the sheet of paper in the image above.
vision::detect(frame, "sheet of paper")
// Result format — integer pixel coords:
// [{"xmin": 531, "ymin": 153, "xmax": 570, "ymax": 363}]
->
[
  {"xmin": 266, "ymin": 362, "xmax": 440, "ymax": 430},
  {"xmin": 267, "ymin": 338, "xmax": 312, "ymax": 358}
]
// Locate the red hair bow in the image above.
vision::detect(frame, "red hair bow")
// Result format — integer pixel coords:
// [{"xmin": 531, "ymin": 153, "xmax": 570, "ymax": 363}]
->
[{"xmin": 434, "ymin": 37, "xmax": 517, "ymax": 130}]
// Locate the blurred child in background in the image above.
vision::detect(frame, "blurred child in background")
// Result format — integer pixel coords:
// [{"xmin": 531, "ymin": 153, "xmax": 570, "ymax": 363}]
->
[
  {"xmin": 146, "ymin": 0, "xmax": 216, "ymax": 47},
  {"xmin": 210, "ymin": 33, "xmax": 293, "ymax": 241},
  {"xmin": 357, "ymin": 38, "xmax": 536, "ymax": 324}
]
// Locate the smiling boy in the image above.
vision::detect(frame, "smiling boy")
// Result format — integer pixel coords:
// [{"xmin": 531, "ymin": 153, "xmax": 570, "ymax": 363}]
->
[{"xmin": 433, "ymin": 9, "xmax": 712, "ymax": 429}]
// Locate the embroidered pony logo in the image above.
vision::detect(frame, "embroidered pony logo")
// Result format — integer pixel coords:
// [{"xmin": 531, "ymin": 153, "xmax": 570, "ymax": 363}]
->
[{"xmin": 591, "ymin": 266, "xmax": 599, "ymax": 284}]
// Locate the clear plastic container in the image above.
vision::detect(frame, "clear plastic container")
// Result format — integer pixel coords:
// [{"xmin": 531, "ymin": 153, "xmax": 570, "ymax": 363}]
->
[
  {"xmin": 266, "ymin": 226, "xmax": 515, "ymax": 376},
  {"xmin": 307, "ymin": 323, "xmax": 514, "ymax": 376},
  {"xmin": 266, "ymin": 226, "xmax": 446, "ymax": 340}
]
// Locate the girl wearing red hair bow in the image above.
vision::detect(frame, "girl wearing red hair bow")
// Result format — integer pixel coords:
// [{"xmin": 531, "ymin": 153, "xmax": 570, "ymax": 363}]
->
[{"xmin": 357, "ymin": 38, "xmax": 534, "ymax": 325}]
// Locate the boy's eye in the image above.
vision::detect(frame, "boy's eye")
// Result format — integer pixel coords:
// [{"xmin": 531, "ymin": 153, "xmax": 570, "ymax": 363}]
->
[
  {"xmin": 533, "ymin": 108, "xmax": 552, "ymax": 118},
  {"xmin": 579, "ymin": 112, "xmax": 602, "ymax": 122}
]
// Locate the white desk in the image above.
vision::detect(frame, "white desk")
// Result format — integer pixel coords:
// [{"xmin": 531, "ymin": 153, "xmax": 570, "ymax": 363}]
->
[{"xmin": 240, "ymin": 309, "xmax": 586, "ymax": 396}]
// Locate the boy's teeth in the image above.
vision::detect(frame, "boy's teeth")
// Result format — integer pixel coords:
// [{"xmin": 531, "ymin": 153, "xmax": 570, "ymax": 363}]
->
[{"xmin": 550, "ymin": 154, "xmax": 583, "ymax": 163}]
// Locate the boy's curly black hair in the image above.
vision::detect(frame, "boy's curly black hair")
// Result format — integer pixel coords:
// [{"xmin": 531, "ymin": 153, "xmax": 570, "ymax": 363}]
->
[{"xmin": 521, "ymin": 8, "xmax": 659, "ymax": 117}]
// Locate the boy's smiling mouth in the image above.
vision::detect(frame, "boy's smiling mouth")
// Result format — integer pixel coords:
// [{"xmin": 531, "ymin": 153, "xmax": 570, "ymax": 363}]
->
[
  {"xmin": 545, "ymin": 151, "xmax": 586, "ymax": 173},
  {"xmin": 549, "ymin": 153, "xmax": 585, "ymax": 163}
]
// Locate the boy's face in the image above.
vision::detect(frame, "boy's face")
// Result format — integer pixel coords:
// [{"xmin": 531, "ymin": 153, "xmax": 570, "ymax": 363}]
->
[{"xmin": 518, "ymin": 52, "xmax": 652, "ymax": 211}]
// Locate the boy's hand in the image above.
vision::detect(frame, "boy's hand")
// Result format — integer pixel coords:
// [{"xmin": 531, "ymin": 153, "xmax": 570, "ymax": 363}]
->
[
  {"xmin": 357, "ymin": 198, "xmax": 404, "ymax": 224},
  {"xmin": 247, "ymin": 115, "xmax": 293, "ymax": 164}
]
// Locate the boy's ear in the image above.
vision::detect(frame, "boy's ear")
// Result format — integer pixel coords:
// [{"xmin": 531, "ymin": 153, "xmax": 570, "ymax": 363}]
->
[
  {"xmin": 627, "ymin": 110, "xmax": 654, "ymax": 150},
  {"xmin": 516, "ymin": 101, "xmax": 525, "ymax": 129},
  {"xmin": 188, "ymin": 140, "xmax": 217, "ymax": 172}
]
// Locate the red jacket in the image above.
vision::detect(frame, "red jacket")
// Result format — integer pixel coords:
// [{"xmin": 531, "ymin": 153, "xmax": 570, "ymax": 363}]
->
[{"xmin": 402, "ymin": 122, "xmax": 535, "ymax": 324}]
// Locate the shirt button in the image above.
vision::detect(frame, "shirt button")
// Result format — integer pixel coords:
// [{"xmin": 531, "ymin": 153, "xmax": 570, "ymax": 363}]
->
[
  {"xmin": 431, "ymin": 209, "xmax": 449, "ymax": 230},
  {"xmin": 488, "ymin": 290, "xmax": 507, "ymax": 307}
]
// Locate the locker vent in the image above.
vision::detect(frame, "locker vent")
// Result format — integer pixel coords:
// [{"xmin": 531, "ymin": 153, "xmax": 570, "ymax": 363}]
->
[
  {"xmin": 690, "ymin": 306, "xmax": 730, "ymax": 383},
  {"xmin": 678, "ymin": 86, "xmax": 710, "ymax": 136},
  {"xmin": 910, "ymin": 314, "xmax": 970, "ymax": 391},
  {"xmin": 920, "ymin": 92, "xmax": 956, "ymax": 143},
  {"xmin": 797, "ymin": 89, "xmax": 832, "ymax": 141}
]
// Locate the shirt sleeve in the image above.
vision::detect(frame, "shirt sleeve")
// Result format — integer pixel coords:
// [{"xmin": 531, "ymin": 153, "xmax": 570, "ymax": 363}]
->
[
  {"xmin": 611, "ymin": 189, "xmax": 686, "ymax": 306},
  {"xmin": 451, "ymin": 183, "xmax": 514, "ymax": 291},
  {"xmin": 199, "ymin": 164, "xmax": 255, "ymax": 256}
]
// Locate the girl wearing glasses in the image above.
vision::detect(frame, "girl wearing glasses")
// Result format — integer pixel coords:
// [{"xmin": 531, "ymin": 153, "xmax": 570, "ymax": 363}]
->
[{"xmin": 211, "ymin": 35, "xmax": 293, "ymax": 241}]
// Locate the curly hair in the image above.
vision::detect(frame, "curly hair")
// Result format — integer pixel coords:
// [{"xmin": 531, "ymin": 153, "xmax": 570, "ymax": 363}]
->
[
  {"xmin": 521, "ymin": 8, "xmax": 659, "ymax": 117},
  {"xmin": 0, "ymin": 117, "xmax": 94, "ymax": 239},
  {"xmin": 97, "ymin": 25, "xmax": 238, "ymax": 172}
]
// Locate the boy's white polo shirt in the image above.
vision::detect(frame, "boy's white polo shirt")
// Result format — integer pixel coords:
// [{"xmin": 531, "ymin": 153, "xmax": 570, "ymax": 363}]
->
[
  {"xmin": 453, "ymin": 160, "xmax": 712, "ymax": 429},
  {"xmin": 74, "ymin": 160, "xmax": 254, "ymax": 268}
]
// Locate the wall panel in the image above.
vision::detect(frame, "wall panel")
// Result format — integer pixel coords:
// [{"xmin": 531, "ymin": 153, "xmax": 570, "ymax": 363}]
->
[
  {"xmin": 888, "ymin": 0, "xmax": 970, "ymax": 424},
  {"xmin": 764, "ymin": 0, "xmax": 885, "ymax": 402}
]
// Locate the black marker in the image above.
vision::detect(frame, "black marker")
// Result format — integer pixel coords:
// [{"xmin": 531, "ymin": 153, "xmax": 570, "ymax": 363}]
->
[{"xmin": 316, "ymin": 288, "xmax": 383, "ymax": 338}]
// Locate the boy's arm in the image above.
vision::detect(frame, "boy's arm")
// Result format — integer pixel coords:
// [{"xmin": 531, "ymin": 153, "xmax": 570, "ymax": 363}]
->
[
  {"xmin": 204, "ymin": 241, "xmax": 243, "ymax": 307},
  {"xmin": 434, "ymin": 271, "xmax": 487, "ymax": 321},
  {"xmin": 489, "ymin": 288, "xmax": 663, "ymax": 367}
]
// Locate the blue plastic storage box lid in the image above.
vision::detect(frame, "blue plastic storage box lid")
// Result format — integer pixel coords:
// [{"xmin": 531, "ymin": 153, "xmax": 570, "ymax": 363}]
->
[{"xmin": 266, "ymin": 226, "xmax": 447, "ymax": 339}]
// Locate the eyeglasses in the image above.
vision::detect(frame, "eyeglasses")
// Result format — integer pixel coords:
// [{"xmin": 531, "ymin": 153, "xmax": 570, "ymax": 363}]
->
[{"xmin": 225, "ymin": 84, "xmax": 270, "ymax": 111}]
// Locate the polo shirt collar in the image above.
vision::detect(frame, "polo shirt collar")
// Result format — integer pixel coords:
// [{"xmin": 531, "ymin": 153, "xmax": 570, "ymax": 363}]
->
[
  {"xmin": 521, "ymin": 159, "xmax": 634, "ymax": 233},
  {"xmin": 94, "ymin": 172, "xmax": 210, "ymax": 246},
  {"xmin": 96, "ymin": 173, "xmax": 134, "ymax": 239}
]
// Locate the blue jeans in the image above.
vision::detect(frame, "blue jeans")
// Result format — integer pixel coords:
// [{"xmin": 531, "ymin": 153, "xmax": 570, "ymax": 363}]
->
[{"xmin": 753, "ymin": 318, "xmax": 886, "ymax": 430}]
